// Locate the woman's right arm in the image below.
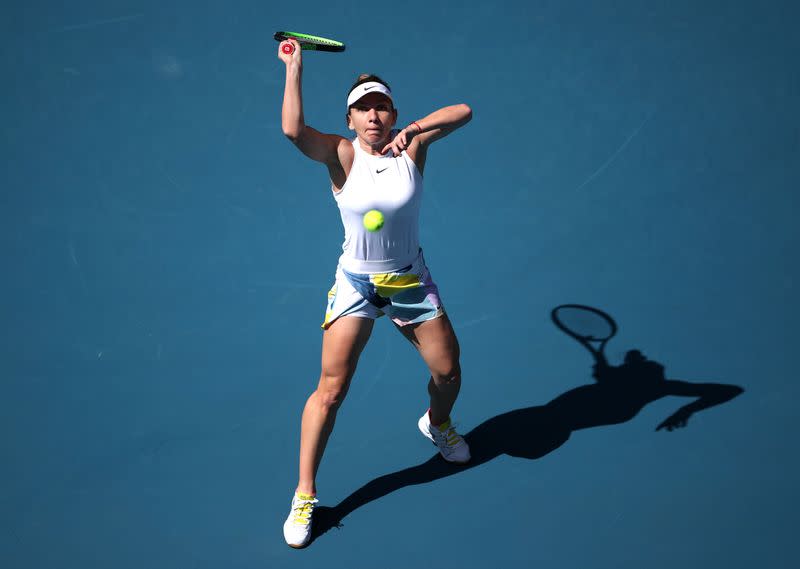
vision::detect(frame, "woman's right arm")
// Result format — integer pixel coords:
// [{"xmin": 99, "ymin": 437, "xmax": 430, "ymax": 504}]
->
[{"xmin": 278, "ymin": 39, "xmax": 343, "ymax": 165}]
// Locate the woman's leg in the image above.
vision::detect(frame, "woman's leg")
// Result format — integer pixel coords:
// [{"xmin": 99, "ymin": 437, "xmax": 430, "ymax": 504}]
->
[
  {"xmin": 296, "ymin": 316, "xmax": 374, "ymax": 495},
  {"xmin": 396, "ymin": 313, "xmax": 461, "ymax": 426}
]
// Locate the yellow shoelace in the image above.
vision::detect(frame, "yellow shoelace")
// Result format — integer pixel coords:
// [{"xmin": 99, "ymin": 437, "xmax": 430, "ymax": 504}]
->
[
  {"xmin": 436, "ymin": 421, "xmax": 463, "ymax": 447},
  {"xmin": 444, "ymin": 427, "xmax": 462, "ymax": 447},
  {"xmin": 292, "ymin": 497, "xmax": 317, "ymax": 526}
]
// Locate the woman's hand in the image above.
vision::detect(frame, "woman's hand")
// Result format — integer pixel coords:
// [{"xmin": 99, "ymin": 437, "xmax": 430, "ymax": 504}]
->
[
  {"xmin": 381, "ymin": 123, "xmax": 422, "ymax": 155},
  {"xmin": 656, "ymin": 407, "xmax": 692, "ymax": 431},
  {"xmin": 278, "ymin": 39, "xmax": 302, "ymax": 68}
]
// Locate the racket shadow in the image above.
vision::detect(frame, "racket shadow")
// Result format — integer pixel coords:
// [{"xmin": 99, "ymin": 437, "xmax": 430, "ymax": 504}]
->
[{"xmin": 310, "ymin": 306, "xmax": 745, "ymax": 544}]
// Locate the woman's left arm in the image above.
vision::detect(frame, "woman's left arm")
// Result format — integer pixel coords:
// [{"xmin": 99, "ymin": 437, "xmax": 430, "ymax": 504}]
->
[
  {"xmin": 381, "ymin": 104, "xmax": 472, "ymax": 166},
  {"xmin": 655, "ymin": 381, "xmax": 745, "ymax": 431}
]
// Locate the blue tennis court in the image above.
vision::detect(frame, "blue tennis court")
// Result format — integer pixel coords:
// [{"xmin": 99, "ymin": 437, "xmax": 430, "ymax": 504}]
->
[{"xmin": 2, "ymin": 1, "xmax": 797, "ymax": 567}]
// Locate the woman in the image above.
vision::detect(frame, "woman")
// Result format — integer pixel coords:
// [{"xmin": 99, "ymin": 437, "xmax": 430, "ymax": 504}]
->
[{"xmin": 278, "ymin": 37, "xmax": 473, "ymax": 548}]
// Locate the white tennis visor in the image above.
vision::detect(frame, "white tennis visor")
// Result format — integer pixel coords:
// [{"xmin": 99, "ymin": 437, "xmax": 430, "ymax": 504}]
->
[{"xmin": 346, "ymin": 81, "xmax": 393, "ymax": 108}]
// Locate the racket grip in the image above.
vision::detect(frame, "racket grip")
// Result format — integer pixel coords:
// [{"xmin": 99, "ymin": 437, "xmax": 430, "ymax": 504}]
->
[{"xmin": 281, "ymin": 43, "xmax": 295, "ymax": 55}]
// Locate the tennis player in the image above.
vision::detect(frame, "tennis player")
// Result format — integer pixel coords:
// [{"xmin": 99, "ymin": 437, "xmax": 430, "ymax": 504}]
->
[{"xmin": 278, "ymin": 37, "xmax": 473, "ymax": 548}]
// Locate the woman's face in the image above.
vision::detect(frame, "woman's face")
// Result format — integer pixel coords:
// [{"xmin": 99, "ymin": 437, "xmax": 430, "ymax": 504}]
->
[{"xmin": 347, "ymin": 92, "xmax": 397, "ymax": 145}]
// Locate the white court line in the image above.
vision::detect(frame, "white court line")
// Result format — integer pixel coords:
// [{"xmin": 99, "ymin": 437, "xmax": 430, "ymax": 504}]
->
[
  {"xmin": 59, "ymin": 14, "xmax": 145, "ymax": 32},
  {"xmin": 68, "ymin": 238, "xmax": 88, "ymax": 295},
  {"xmin": 68, "ymin": 240, "xmax": 79, "ymax": 267},
  {"xmin": 573, "ymin": 110, "xmax": 657, "ymax": 192}
]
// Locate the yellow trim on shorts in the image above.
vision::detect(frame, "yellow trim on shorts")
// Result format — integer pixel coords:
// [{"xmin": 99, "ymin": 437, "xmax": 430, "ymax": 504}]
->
[{"xmin": 370, "ymin": 273, "xmax": 421, "ymax": 298}]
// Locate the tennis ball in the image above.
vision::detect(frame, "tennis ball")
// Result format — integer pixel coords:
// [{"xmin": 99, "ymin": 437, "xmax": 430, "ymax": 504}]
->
[{"xmin": 363, "ymin": 209, "xmax": 385, "ymax": 232}]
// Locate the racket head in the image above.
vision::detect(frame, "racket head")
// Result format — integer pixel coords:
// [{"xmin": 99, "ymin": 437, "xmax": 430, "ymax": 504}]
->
[
  {"xmin": 274, "ymin": 31, "xmax": 346, "ymax": 52},
  {"xmin": 551, "ymin": 304, "xmax": 618, "ymax": 357}
]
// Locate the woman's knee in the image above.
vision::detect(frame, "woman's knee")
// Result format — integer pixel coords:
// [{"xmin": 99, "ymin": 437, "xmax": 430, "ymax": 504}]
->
[
  {"xmin": 431, "ymin": 361, "xmax": 461, "ymax": 385},
  {"xmin": 315, "ymin": 367, "xmax": 353, "ymax": 409}
]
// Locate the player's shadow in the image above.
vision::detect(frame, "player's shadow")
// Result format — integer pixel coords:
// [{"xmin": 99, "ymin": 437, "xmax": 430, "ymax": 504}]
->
[{"xmin": 309, "ymin": 306, "xmax": 744, "ymax": 544}]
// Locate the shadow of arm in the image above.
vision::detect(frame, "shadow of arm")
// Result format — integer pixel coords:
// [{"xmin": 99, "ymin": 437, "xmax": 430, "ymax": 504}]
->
[
  {"xmin": 655, "ymin": 380, "xmax": 745, "ymax": 431},
  {"xmin": 312, "ymin": 454, "xmax": 465, "ymax": 538}
]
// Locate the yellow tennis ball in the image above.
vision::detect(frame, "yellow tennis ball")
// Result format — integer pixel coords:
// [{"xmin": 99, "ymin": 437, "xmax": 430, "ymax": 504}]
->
[{"xmin": 363, "ymin": 209, "xmax": 385, "ymax": 232}]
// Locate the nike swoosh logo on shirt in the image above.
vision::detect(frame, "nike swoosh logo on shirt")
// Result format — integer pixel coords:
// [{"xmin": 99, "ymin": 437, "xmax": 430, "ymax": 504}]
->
[{"xmin": 376, "ymin": 167, "xmax": 389, "ymax": 174}]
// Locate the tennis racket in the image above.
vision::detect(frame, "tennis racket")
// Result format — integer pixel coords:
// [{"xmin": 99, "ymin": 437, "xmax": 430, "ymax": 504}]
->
[
  {"xmin": 274, "ymin": 31, "xmax": 346, "ymax": 54},
  {"xmin": 551, "ymin": 304, "xmax": 618, "ymax": 361}
]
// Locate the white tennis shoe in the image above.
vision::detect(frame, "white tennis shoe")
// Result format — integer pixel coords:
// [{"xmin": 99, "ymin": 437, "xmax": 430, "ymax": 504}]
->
[
  {"xmin": 283, "ymin": 492, "xmax": 318, "ymax": 548},
  {"xmin": 418, "ymin": 410, "xmax": 471, "ymax": 464}
]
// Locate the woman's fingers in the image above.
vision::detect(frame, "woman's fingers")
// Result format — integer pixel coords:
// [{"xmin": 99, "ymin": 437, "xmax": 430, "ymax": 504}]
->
[
  {"xmin": 278, "ymin": 39, "xmax": 301, "ymax": 63},
  {"xmin": 381, "ymin": 127, "xmax": 415, "ymax": 155}
]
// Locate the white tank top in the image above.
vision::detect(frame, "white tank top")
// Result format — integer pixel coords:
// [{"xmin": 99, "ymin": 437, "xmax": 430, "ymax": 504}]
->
[{"xmin": 334, "ymin": 134, "xmax": 423, "ymax": 273}]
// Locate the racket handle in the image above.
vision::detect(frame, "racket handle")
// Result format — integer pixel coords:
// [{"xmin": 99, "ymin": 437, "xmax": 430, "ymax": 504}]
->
[{"xmin": 281, "ymin": 43, "xmax": 295, "ymax": 55}]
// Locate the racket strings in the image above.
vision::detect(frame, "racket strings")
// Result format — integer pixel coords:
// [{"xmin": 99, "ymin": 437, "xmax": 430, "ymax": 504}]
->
[{"xmin": 554, "ymin": 307, "xmax": 615, "ymax": 340}]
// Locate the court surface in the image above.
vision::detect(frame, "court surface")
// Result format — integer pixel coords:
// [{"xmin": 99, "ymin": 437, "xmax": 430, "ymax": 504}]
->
[{"xmin": 2, "ymin": 1, "xmax": 797, "ymax": 568}]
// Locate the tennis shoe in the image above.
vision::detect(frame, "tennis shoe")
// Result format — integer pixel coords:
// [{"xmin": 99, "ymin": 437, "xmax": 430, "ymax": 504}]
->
[
  {"xmin": 418, "ymin": 410, "xmax": 471, "ymax": 464},
  {"xmin": 283, "ymin": 492, "xmax": 318, "ymax": 548}
]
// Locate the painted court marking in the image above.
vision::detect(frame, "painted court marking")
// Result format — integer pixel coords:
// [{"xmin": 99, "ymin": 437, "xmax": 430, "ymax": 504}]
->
[{"xmin": 574, "ymin": 109, "xmax": 657, "ymax": 192}]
